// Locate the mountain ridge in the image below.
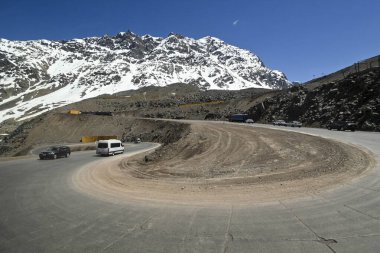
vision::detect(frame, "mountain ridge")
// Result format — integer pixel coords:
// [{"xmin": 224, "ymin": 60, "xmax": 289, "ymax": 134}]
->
[{"xmin": 0, "ymin": 31, "xmax": 290, "ymax": 122}]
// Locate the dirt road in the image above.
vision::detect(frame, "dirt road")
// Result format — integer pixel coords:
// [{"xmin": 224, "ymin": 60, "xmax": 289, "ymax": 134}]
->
[{"xmin": 72, "ymin": 121, "xmax": 373, "ymax": 205}]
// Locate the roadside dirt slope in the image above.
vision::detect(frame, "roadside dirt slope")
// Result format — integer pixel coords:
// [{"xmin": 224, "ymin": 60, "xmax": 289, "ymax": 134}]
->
[{"xmin": 0, "ymin": 114, "xmax": 189, "ymax": 156}]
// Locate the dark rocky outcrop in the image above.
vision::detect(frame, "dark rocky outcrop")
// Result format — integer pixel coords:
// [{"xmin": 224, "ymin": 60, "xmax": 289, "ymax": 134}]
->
[{"xmin": 248, "ymin": 68, "xmax": 380, "ymax": 131}]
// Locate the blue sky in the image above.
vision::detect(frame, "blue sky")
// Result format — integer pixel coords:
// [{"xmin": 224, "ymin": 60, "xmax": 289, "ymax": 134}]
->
[{"xmin": 0, "ymin": 0, "xmax": 379, "ymax": 82}]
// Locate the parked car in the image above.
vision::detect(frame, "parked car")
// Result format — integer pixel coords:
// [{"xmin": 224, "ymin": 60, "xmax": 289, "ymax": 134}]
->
[
  {"xmin": 96, "ymin": 139, "xmax": 125, "ymax": 156},
  {"xmin": 229, "ymin": 114, "xmax": 249, "ymax": 122},
  {"xmin": 327, "ymin": 121, "xmax": 357, "ymax": 131},
  {"xmin": 39, "ymin": 146, "xmax": 71, "ymax": 160},
  {"xmin": 272, "ymin": 120, "xmax": 287, "ymax": 126},
  {"xmin": 287, "ymin": 121, "xmax": 302, "ymax": 128},
  {"xmin": 245, "ymin": 119, "xmax": 254, "ymax": 124}
]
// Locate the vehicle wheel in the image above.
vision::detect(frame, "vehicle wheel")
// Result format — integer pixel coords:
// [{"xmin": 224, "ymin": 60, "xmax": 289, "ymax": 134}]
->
[
  {"xmin": 53, "ymin": 154, "xmax": 57, "ymax": 159},
  {"xmin": 112, "ymin": 152, "xmax": 115, "ymax": 156},
  {"xmin": 65, "ymin": 153, "xmax": 68, "ymax": 158}
]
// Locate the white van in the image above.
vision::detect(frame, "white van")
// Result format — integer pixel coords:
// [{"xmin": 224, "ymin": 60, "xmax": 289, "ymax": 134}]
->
[{"xmin": 96, "ymin": 139, "xmax": 125, "ymax": 156}]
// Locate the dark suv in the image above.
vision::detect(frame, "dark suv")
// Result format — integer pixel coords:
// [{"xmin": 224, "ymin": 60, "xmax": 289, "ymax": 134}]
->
[
  {"xmin": 327, "ymin": 121, "xmax": 357, "ymax": 131},
  {"xmin": 39, "ymin": 146, "xmax": 71, "ymax": 160}
]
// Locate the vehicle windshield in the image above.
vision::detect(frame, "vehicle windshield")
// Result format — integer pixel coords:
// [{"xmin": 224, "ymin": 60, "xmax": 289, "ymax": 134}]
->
[{"xmin": 46, "ymin": 147, "xmax": 58, "ymax": 151}]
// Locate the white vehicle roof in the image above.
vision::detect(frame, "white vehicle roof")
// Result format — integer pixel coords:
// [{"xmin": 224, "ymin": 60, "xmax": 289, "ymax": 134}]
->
[{"xmin": 98, "ymin": 139, "xmax": 121, "ymax": 142}]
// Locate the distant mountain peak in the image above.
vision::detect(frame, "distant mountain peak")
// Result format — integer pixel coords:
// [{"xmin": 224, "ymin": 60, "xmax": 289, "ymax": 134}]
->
[{"xmin": 0, "ymin": 31, "xmax": 291, "ymax": 122}]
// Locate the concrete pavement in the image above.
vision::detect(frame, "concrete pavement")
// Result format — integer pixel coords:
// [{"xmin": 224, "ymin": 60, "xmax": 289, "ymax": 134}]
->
[{"xmin": 0, "ymin": 126, "xmax": 380, "ymax": 252}]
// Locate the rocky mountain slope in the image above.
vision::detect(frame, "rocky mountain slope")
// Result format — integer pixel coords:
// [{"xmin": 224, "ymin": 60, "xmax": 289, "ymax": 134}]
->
[
  {"xmin": 248, "ymin": 67, "xmax": 380, "ymax": 131},
  {"xmin": 0, "ymin": 31, "xmax": 290, "ymax": 123},
  {"xmin": 304, "ymin": 55, "xmax": 380, "ymax": 90}
]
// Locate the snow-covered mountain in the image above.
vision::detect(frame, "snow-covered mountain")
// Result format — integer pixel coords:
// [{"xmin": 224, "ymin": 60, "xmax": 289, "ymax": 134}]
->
[{"xmin": 0, "ymin": 31, "xmax": 291, "ymax": 122}]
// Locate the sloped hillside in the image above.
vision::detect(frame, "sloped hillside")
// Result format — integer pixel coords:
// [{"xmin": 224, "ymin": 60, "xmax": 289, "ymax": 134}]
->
[
  {"xmin": 304, "ymin": 55, "xmax": 380, "ymax": 89},
  {"xmin": 58, "ymin": 84, "xmax": 272, "ymax": 120},
  {"xmin": 248, "ymin": 68, "xmax": 380, "ymax": 131},
  {"xmin": 0, "ymin": 114, "xmax": 189, "ymax": 157}
]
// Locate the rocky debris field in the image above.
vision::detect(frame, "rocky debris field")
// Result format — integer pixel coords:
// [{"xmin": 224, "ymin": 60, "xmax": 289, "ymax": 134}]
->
[{"xmin": 248, "ymin": 68, "xmax": 380, "ymax": 131}]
